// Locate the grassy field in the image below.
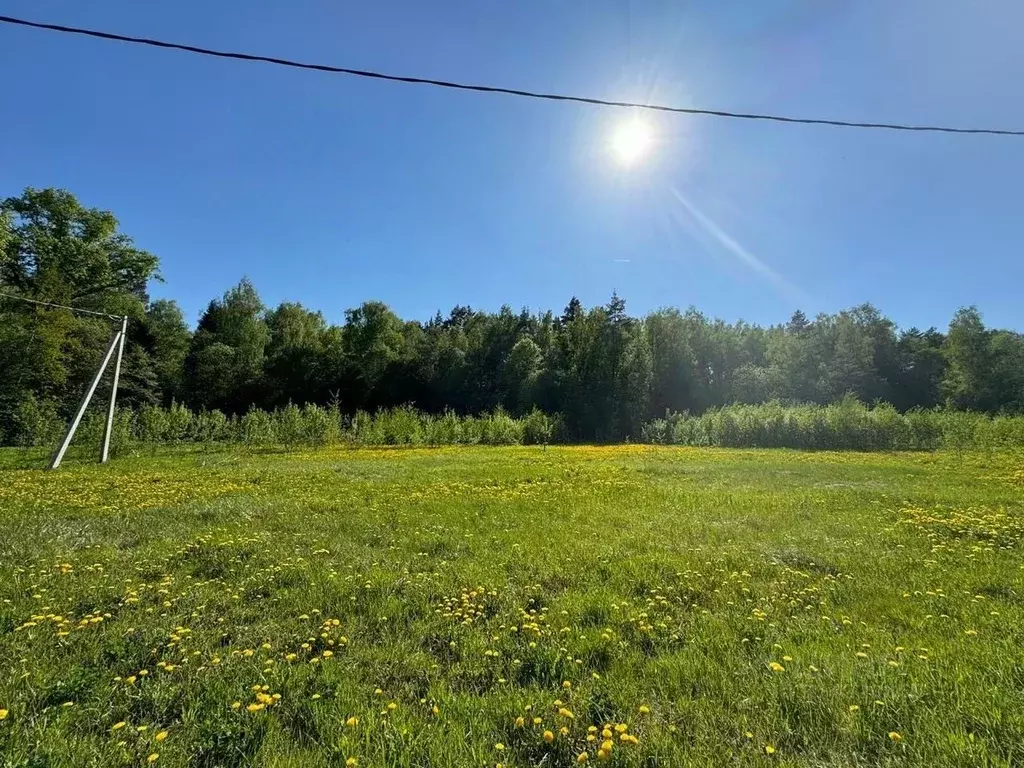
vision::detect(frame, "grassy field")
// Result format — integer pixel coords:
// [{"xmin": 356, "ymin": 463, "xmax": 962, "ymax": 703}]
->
[{"xmin": 1, "ymin": 445, "xmax": 1022, "ymax": 767}]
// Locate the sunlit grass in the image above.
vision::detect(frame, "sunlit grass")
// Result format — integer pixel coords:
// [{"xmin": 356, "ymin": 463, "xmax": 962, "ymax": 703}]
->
[{"xmin": 1, "ymin": 446, "xmax": 1022, "ymax": 766}]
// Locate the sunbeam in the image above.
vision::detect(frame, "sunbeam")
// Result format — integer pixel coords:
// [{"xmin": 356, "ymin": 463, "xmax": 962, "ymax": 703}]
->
[{"xmin": 669, "ymin": 186, "xmax": 809, "ymax": 303}]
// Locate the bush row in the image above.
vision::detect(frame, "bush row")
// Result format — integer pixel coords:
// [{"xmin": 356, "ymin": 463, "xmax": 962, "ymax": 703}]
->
[
  {"xmin": 6, "ymin": 394, "xmax": 1023, "ymax": 454},
  {"xmin": 2, "ymin": 396, "xmax": 562, "ymax": 452},
  {"xmin": 639, "ymin": 398, "xmax": 1024, "ymax": 451}
]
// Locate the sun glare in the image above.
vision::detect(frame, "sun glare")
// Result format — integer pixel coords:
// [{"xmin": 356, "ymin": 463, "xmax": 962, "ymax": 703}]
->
[{"xmin": 610, "ymin": 117, "xmax": 654, "ymax": 166}]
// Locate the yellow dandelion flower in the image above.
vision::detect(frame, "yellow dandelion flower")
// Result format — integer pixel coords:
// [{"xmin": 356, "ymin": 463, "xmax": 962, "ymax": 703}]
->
[
  {"xmin": 638, "ymin": 705, "xmax": 650, "ymax": 714},
  {"xmin": 147, "ymin": 754, "xmax": 159, "ymax": 764},
  {"xmin": 765, "ymin": 744, "xmax": 776, "ymax": 754},
  {"xmin": 346, "ymin": 716, "xmax": 359, "ymax": 727},
  {"xmin": 577, "ymin": 752, "xmax": 589, "ymax": 763},
  {"xmin": 231, "ymin": 701, "xmax": 241, "ymax": 710},
  {"xmin": 346, "ymin": 759, "xmax": 358, "ymax": 767},
  {"xmin": 112, "ymin": 721, "xmax": 126, "ymax": 731},
  {"xmin": 888, "ymin": 732, "xmax": 902, "ymax": 743},
  {"xmin": 155, "ymin": 731, "xmax": 168, "ymax": 742},
  {"xmin": 543, "ymin": 730, "xmax": 555, "ymax": 743},
  {"xmin": 768, "ymin": 662, "xmax": 785, "ymax": 673}
]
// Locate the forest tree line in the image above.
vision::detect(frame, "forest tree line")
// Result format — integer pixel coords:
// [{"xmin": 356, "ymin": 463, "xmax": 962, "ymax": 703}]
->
[{"xmin": 2, "ymin": 188, "xmax": 1022, "ymax": 444}]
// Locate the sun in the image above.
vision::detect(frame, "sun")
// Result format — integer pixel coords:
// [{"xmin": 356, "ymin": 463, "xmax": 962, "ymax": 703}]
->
[{"xmin": 609, "ymin": 116, "xmax": 654, "ymax": 166}]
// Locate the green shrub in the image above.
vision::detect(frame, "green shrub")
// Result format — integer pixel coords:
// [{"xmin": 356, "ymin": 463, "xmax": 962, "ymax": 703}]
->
[
  {"xmin": 194, "ymin": 410, "xmax": 230, "ymax": 444},
  {"xmin": 301, "ymin": 404, "xmax": 338, "ymax": 447},
  {"xmin": 73, "ymin": 410, "xmax": 106, "ymax": 450},
  {"xmin": 166, "ymin": 401, "xmax": 194, "ymax": 444},
  {"xmin": 12, "ymin": 394, "xmax": 64, "ymax": 448},
  {"xmin": 136, "ymin": 405, "xmax": 170, "ymax": 444},
  {"xmin": 480, "ymin": 408, "xmax": 523, "ymax": 445},
  {"xmin": 426, "ymin": 410, "xmax": 463, "ymax": 445},
  {"xmin": 240, "ymin": 409, "xmax": 275, "ymax": 447},
  {"xmin": 274, "ymin": 402, "xmax": 304, "ymax": 450},
  {"xmin": 522, "ymin": 409, "xmax": 553, "ymax": 445},
  {"xmin": 377, "ymin": 405, "xmax": 424, "ymax": 445},
  {"xmin": 347, "ymin": 410, "xmax": 380, "ymax": 445}
]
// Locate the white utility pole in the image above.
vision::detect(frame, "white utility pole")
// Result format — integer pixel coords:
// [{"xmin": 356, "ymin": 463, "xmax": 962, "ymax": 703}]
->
[
  {"xmin": 48, "ymin": 318, "xmax": 126, "ymax": 470},
  {"xmin": 100, "ymin": 315, "xmax": 129, "ymax": 463}
]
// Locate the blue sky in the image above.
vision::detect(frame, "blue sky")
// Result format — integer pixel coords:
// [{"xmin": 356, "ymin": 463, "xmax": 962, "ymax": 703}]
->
[{"xmin": 2, "ymin": 0, "xmax": 1023, "ymax": 331}]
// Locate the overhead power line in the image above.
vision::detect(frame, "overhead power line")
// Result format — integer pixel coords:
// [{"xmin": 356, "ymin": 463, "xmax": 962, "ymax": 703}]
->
[
  {"xmin": 0, "ymin": 291, "xmax": 123, "ymax": 320},
  {"xmin": 3, "ymin": 14, "xmax": 1023, "ymax": 138}
]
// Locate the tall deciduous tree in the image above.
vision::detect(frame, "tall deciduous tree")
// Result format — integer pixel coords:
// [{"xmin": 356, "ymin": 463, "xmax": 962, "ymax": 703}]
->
[
  {"xmin": 185, "ymin": 279, "xmax": 269, "ymax": 412},
  {"xmin": 942, "ymin": 307, "xmax": 992, "ymax": 410},
  {"xmin": 141, "ymin": 299, "xmax": 191, "ymax": 405},
  {"xmin": 0, "ymin": 188, "xmax": 161, "ymax": 434},
  {"xmin": 1, "ymin": 188, "xmax": 158, "ymax": 308},
  {"xmin": 893, "ymin": 328, "xmax": 945, "ymax": 410},
  {"xmin": 503, "ymin": 336, "xmax": 543, "ymax": 415},
  {"xmin": 342, "ymin": 301, "xmax": 405, "ymax": 410},
  {"xmin": 263, "ymin": 302, "xmax": 331, "ymax": 407}
]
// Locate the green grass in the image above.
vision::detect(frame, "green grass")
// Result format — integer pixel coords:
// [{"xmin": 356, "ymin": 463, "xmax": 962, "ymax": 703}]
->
[{"xmin": 1, "ymin": 445, "xmax": 1022, "ymax": 767}]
